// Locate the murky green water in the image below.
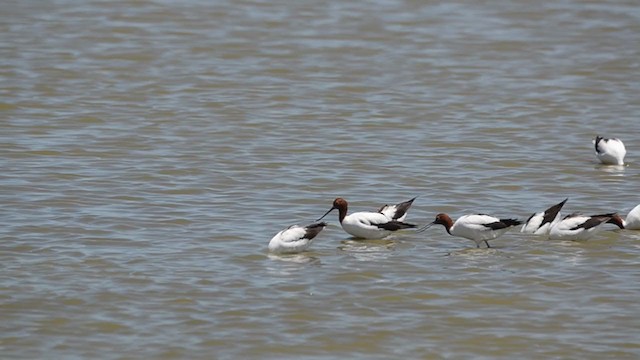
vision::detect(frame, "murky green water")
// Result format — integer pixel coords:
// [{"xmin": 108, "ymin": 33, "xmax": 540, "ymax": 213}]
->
[{"xmin": 2, "ymin": 0, "xmax": 640, "ymax": 358}]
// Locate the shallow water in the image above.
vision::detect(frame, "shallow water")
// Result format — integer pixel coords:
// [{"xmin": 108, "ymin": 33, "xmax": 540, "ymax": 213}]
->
[{"xmin": 2, "ymin": 0, "xmax": 640, "ymax": 358}]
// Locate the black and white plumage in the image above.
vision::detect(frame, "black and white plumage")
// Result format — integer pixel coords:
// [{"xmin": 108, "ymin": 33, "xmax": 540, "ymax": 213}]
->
[
  {"xmin": 377, "ymin": 196, "xmax": 417, "ymax": 222},
  {"xmin": 521, "ymin": 198, "xmax": 568, "ymax": 235},
  {"xmin": 548, "ymin": 213, "xmax": 624, "ymax": 241},
  {"xmin": 593, "ymin": 136, "xmax": 626, "ymax": 165},
  {"xmin": 317, "ymin": 198, "xmax": 417, "ymax": 239},
  {"xmin": 268, "ymin": 222, "xmax": 327, "ymax": 254},
  {"xmin": 422, "ymin": 213, "xmax": 522, "ymax": 248}
]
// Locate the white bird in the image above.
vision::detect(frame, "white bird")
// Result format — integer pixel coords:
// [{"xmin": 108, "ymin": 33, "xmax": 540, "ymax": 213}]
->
[
  {"xmin": 377, "ymin": 196, "xmax": 417, "ymax": 221},
  {"xmin": 422, "ymin": 213, "xmax": 521, "ymax": 248},
  {"xmin": 317, "ymin": 197, "xmax": 417, "ymax": 239},
  {"xmin": 548, "ymin": 213, "xmax": 624, "ymax": 241},
  {"xmin": 593, "ymin": 136, "xmax": 626, "ymax": 165},
  {"xmin": 268, "ymin": 222, "xmax": 327, "ymax": 254},
  {"xmin": 620, "ymin": 204, "xmax": 640, "ymax": 230},
  {"xmin": 521, "ymin": 198, "xmax": 568, "ymax": 235}
]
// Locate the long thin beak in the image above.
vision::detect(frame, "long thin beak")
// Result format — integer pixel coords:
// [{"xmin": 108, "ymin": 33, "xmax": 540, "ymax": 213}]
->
[
  {"xmin": 317, "ymin": 207, "xmax": 336, "ymax": 222},
  {"xmin": 416, "ymin": 222, "xmax": 435, "ymax": 233}
]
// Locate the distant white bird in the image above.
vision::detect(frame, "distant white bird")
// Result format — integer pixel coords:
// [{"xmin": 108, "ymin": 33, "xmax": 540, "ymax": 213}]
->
[
  {"xmin": 521, "ymin": 198, "xmax": 568, "ymax": 235},
  {"xmin": 317, "ymin": 197, "xmax": 417, "ymax": 239},
  {"xmin": 268, "ymin": 222, "xmax": 327, "ymax": 254},
  {"xmin": 548, "ymin": 213, "xmax": 624, "ymax": 241},
  {"xmin": 377, "ymin": 196, "xmax": 417, "ymax": 222},
  {"xmin": 620, "ymin": 204, "xmax": 640, "ymax": 230},
  {"xmin": 422, "ymin": 213, "xmax": 521, "ymax": 248},
  {"xmin": 593, "ymin": 136, "xmax": 626, "ymax": 165}
]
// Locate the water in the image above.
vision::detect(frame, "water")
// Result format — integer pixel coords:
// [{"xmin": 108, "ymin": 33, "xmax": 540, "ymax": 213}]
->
[{"xmin": 2, "ymin": 0, "xmax": 640, "ymax": 358}]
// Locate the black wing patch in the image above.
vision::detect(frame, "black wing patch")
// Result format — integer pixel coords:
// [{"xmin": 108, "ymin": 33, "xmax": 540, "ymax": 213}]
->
[
  {"xmin": 390, "ymin": 197, "xmax": 417, "ymax": 220},
  {"xmin": 572, "ymin": 217, "xmax": 606, "ymax": 231},
  {"xmin": 541, "ymin": 198, "xmax": 568, "ymax": 225},
  {"xmin": 484, "ymin": 219, "xmax": 522, "ymax": 230},
  {"xmin": 501, "ymin": 219, "xmax": 522, "ymax": 227},
  {"xmin": 304, "ymin": 222, "xmax": 327, "ymax": 240},
  {"xmin": 376, "ymin": 221, "xmax": 416, "ymax": 231},
  {"xmin": 378, "ymin": 197, "xmax": 417, "ymax": 220},
  {"xmin": 484, "ymin": 221, "xmax": 508, "ymax": 230},
  {"xmin": 594, "ymin": 136, "xmax": 604, "ymax": 154},
  {"xmin": 570, "ymin": 213, "xmax": 616, "ymax": 231}
]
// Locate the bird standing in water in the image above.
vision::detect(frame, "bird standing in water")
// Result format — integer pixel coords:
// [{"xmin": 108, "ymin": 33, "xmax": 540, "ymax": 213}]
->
[{"xmin": 422, "ymin": 213, "xmax": 521, "ymax": 248}]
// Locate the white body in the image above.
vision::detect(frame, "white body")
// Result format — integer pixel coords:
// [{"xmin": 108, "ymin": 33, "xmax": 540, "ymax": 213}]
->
[
  {"xmin": 320, "ymin": 197, "xmax": 417, "ymax": 240},
  {"xmin": 548, "ymin": 214, "xmax": 608, "ymax": 241},
  {"xmin": 341, "ymin": 211, "xmax": 399, "ymax": 239},
  {"xmin": 624, "ymin": 204, "xmax": 640, "ymax": 230},
  {"xmin": 451, "ymin": 214, "xmax": 515, "ymax": 245},
  {"xmin": 594, "ymin": 137, "xmax": 626, "ymax": 165},
  {"xmin": 268, "ymin": 224, "xmax": 321, "ymax": 254}
]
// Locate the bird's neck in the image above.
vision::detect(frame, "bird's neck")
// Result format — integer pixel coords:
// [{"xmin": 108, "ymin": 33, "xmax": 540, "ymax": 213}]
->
[{"xmin": 338, "ymin": 206, "xmax": 347, "ymax": 223}]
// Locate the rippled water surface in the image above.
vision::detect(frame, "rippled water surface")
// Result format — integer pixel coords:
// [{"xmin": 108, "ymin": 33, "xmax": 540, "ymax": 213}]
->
[{"xmin": 2, "ymin": 0, "xmax": 640, "ymax": 358}]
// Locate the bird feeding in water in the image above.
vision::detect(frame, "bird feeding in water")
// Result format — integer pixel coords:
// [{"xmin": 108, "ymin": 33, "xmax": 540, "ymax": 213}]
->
[
  {"xmin": 619, "ymin": 204, "xmax": 640, "ymax": 230},
  {"xmin": 593, "ymin": 136, "xmax": 626, "ymax": 165},
  {"xmin": 421, "ymin": 213, "xmax": 521, "ymax": 248},
  {"xmin": 521, "ymin": 198, "xmax": 568, "ymax": 235},
  {"xmin": 317, "ymin": 197, "xmax": 417, "ymax": 239},
  {"xmin": 548, "ymin": 213, "xmax": 624, "ymax": 241},
  {"xmin": 268, "ymin": 222, "xmax": 327, "ymax": 254}
]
